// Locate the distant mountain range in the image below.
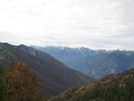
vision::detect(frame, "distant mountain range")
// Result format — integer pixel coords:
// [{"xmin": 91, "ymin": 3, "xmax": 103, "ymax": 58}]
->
[
  {"xmin": 31, "ymin": 46, "xmax": 134, "ymax": 79},
  {"xmin": 30, "ymin": 46, "xmax": 108, "ymax": 63},
  {"xmin": 0, "ymin": 43, "xmax": 94, "ymax": 98},
  {"xmin": 49, "ymin": 68, "xmax": 134, "ymax": 101}
]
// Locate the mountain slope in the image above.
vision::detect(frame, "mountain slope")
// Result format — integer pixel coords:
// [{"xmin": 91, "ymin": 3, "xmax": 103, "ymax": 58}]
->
[
  {"xmin": 49, "ymin": 68, "xmax": 134, "ymax": 101},
  {"xmin": 65, "ymin": 51, "xmax": 134, "ymax": 79},
  {"xmin": 0, "ymin": 42, "xmax": 94, "ymax": 98},
  {"xmin": 31, "ymin": 46, "xmax": 134, "ymax": 79}
]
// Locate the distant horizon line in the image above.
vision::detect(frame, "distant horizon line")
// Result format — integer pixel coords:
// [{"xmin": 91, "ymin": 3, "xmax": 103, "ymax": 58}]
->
[{"xmin": 1, "ymin": 41, "xmax": 134, "ymax": 51}]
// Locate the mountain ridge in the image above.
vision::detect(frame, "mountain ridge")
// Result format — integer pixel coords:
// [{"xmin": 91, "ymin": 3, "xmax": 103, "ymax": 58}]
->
[
  {"xmin": 30, "ymin": 45, "xmax": 108, "ymax": 63},
  {"xmin": 0, "ymin": 42, "xmax": 94, "ymax": 98},
  {"xmin": 31, "ymin": 46, "xmax": 134, "ymax": 79}
]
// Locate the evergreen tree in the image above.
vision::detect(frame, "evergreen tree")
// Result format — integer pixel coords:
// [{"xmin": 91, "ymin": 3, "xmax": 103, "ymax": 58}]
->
[{"xmin": 0, "ymin": 66, "xmax": 5, "ymax": 101}]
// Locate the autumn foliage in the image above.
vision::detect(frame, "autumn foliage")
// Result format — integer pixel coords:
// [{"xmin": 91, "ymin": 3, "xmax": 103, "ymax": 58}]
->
[{"xmin": 5, "ymin": 61, "xmax": 45, "ymax": 101}]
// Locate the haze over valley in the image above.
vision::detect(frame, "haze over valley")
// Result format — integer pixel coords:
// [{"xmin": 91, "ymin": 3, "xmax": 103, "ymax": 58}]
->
[{"xmin": 31, "ymin": 45, "xmax": 134, "ymax": 79}]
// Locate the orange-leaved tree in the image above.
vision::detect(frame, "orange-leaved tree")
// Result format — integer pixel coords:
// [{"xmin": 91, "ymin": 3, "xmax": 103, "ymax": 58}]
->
[{"xmin": 5, "ymin": 61, "xmax": 45, "ymax": 101}]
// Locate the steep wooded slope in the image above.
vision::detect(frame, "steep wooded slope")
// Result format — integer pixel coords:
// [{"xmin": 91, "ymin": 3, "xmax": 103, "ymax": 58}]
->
[
  {"xmin": 0, "ymin": 42, "xmax": 94, "ymax": 98},
  {"xmin": 49, "ymin": 69, "xmax": 134, "ymax": 101}
]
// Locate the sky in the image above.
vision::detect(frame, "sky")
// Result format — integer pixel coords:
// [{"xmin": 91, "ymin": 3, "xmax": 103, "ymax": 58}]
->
[{"xmin": 0, "ymin": 0, "xmax": 134, "ymax": 50}]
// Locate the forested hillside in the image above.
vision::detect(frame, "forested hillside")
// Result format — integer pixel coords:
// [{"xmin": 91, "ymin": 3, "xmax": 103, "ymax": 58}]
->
[
  {"xmin": 0, "ymin": 42, "xmax": 93, "ymax": 98},
  {"xmin": 49, "ymin": 69, "xmax": 134, "ymax": 101}
]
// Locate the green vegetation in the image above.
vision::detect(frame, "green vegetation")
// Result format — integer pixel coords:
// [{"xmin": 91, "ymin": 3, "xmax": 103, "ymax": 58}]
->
[{"xmin": 49, "ymin": 69, "xmax": 134, "ymax": 101}]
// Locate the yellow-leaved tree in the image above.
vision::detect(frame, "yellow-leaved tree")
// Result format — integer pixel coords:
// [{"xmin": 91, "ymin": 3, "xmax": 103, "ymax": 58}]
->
[{"xmin": 5, "ymin": 61, "xmax": 45, "ymax": 101}]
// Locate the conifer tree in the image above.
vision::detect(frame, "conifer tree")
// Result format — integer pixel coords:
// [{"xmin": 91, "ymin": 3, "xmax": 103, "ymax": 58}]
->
[{"xmin": 0, "ymin": 66, "xmax": 5, "ymax": 101}]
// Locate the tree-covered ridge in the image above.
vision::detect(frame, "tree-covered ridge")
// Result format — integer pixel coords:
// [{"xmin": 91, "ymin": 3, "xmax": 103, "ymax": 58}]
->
[
  {"xmin": 49, "ymin": 69, "xmax": 134, "ymax": 101},
  {"xmin": 0, "ymin": 42, "xmax": 93, "ymax": 98},
  {"xmin": 0, "ymin": 61, "xmax": 46, "ymax": 101}
]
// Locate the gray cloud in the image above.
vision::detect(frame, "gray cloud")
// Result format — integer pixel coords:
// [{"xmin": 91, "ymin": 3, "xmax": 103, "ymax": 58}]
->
[{"xmin": 0, "ymin": 0, "xmax": 134, "ymax": 50}]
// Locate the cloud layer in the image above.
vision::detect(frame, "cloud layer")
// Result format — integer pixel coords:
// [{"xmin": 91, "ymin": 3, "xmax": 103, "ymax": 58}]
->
[{"xmin": 0, "ymin": 0, "xmax": 134, "ymax": 50}]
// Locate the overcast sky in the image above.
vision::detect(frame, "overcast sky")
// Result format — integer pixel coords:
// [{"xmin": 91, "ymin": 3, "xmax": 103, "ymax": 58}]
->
[{"xmin": 0, "ymin": 0, "xmax": 134, "ymax": 50}]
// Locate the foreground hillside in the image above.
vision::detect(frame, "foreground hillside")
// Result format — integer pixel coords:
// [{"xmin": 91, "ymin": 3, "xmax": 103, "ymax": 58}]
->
[
  {"xmin": 49, "ymin": 69, "xmax": 134, "ymax": 101},
  {"xmin": 0, "ymin": 42, "xmax": 94, "ymax": 98}
]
